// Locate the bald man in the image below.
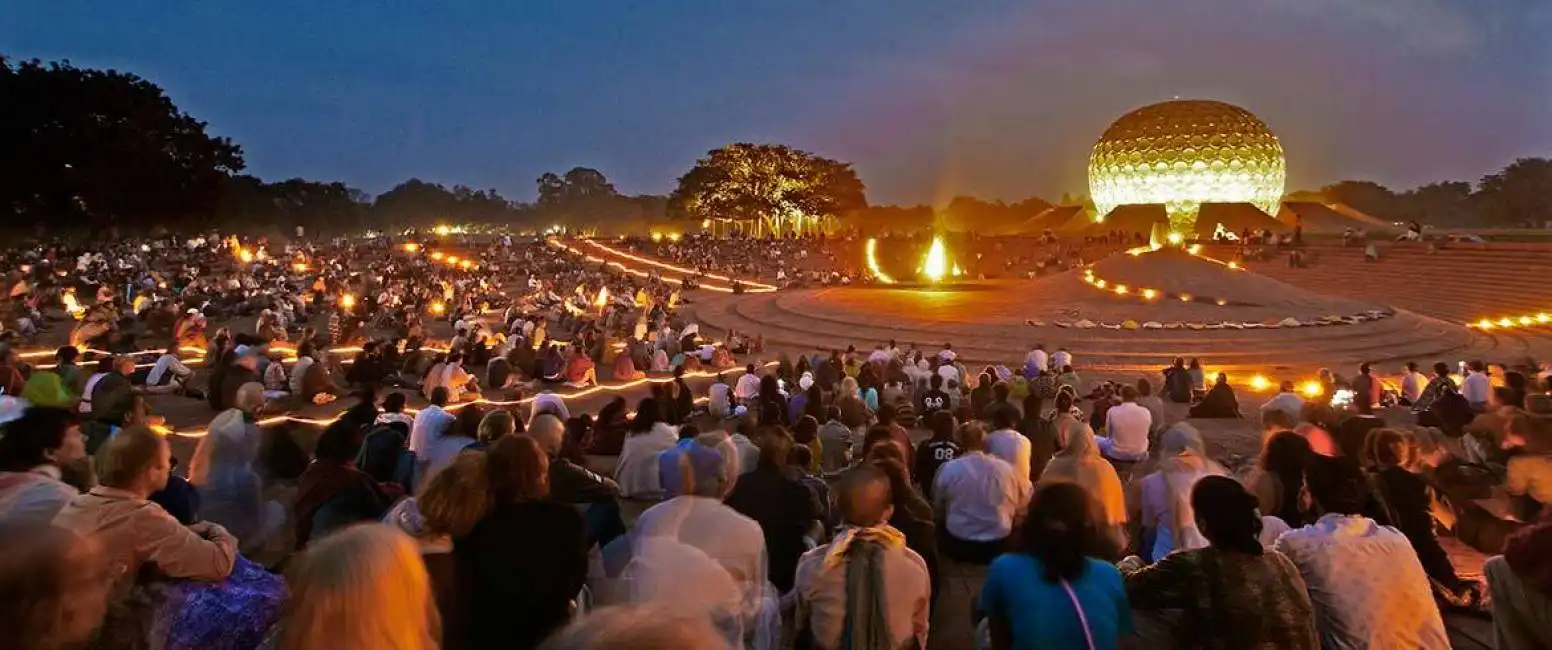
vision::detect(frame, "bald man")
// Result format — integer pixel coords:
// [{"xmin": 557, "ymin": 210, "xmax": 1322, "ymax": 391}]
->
[
  {"xmin": 792, "ymin": 465, "xmax": 931, "ymax": 649},
  {"xmin": 527, "ymin": 413, "xmax": 623, "ymax": 548}
]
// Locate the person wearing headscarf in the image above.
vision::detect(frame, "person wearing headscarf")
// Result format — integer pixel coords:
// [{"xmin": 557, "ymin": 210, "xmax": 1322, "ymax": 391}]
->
[
  {"xmin": 650, "ymin": 347, "xmax": 670, "ymax": 373},
  {"xmin": 612, "ymin": 349, "xmax": 645, "ymax": 382},
  {"xmin": 529, "ymin": 391, "xmax": 570, "ymax": 423},
  {"xmin": 1189, "ymin": 372, "xmax": 1242, "ymax": 418},
  {"xmin": 1138, "ymin": 423, "xmax": 1228, "ymax": 562},
  {"xmin": 1037, "ymin": 392, "xmax": 1127, "ymax": 555},
  {"xmin": 192, "ymin": 395, "xmax": 284, "ymax": 553}
]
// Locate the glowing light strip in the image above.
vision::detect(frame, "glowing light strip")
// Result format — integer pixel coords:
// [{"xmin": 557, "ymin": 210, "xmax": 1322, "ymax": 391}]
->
[
  {"xmin": 573, "ymin": 238, "xmax": 778, "ymax": 292},
  {"xmin": 1469, "ymin": 312, "xmax": 1552, "ymax": 330},
  {"xmin": 159, "ymin": 361, "xmax": 778, "ymax": 438},
  {"xmin": 547, "ymin": 240, "xmax": 734, "ymax": 293},
  {"xmin": 864, "ymin": 238, "xmax": 896, "ymax": 284},
  {"xmin": 1080, "ymin": 268, "xmax": 1181, "ymax": 304}
]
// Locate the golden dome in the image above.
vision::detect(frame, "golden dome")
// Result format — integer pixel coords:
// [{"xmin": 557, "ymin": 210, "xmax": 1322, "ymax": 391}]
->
[{"xmin": 1089, "ymin": 99, "xmax": 1286, "ymax": 232}]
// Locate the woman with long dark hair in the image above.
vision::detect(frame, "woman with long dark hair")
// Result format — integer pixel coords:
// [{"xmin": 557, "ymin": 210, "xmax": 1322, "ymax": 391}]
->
[
  {"xmin": 1121, "ymin": 476, "xmax": 1318, "ymax": 649},
  {"xmin": 979, "ymin": 482, "xmax": 1133, "ymax": 649},
  {"xmin": 1247, "ymin": 431, "xmax": 1313, "ymax": 529},
  {"xmin": 456, "ymin": 436, "xmax": 587, "ymax": 650}
]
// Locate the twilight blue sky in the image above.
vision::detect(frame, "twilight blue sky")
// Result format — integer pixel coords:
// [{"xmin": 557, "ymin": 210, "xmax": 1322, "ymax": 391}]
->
[{"xmin": 6, "ymin": 0, "xmax": 1551, "ymax": 205}]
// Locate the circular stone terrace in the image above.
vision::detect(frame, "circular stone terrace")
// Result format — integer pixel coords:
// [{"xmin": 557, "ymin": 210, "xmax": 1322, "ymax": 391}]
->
[{"xmin": 685, "ymin": 247, "xmax": 1504, "ymax": 374}]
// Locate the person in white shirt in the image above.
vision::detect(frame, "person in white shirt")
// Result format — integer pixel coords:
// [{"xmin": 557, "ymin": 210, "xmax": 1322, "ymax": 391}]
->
[
  {"xmin": 733, "ymin": 364, "xmax": 761, "ymax": 405},
  {"xmin": 1275, "ymin": 454, "xmax": 1449, "ymax": 649},
  {"xmin": 1399, "ymin": 361, "xmax": 1427, "ymax": 406},
  {"xmin": 408, "ymin": 387, "xmax": 457, "ymax": 470},
  {"xmin": 614, "ymin": 399, "xmax": 678, "ymax": 499},
  {"xmin": 1098, "ymin": 385, "xmax": 1151, "ymax": 462},
  {"xmin": 936, "ymin": 363, "xmax": 960, "ymax": 388},
  {"xmin": 0, "ymin": 407, "xmax": 87, "ymax": 527},
  {"xmin": 984, "ymin": 408, "xmax": 1032, "ymax": 485},
  {"xmin": 145, "ymin": 349, "xmax": 194, "ymax": 394},
  {"xmin": 867, "ymin": 345, "xmax": 893, "ymax": 366},
  {"xmin": 1025, "ymin": 344, "xmax": 1049, "ymax": 373},
  {"xmin": 932, "ymin": 422, "xmax": 1032, "ymax": 564},
  {"xmin": 1260, "ymin": 381, "xmax": 1306, "ymax": 424},
  {"xmin": 1051, "ymin": 348, "xmax": 1072, "ymax": 371},
  {"xmin": 937, "ymin": 343, "xmax": 957, "ymax": 363},
  {"xmin": 440, "ymin": 352, "xmax": 478, "ymax": 403},
  {"xmin": 793, "ymin": 465, "xmax": 931, "ymax": 650},
  {"xmin": 626, "ymin": 441, "xmax": 776, "ymax": 648},
  {"xmin": 1461, "ymin": 361, "xmax": 1492, "ymax": 410}
]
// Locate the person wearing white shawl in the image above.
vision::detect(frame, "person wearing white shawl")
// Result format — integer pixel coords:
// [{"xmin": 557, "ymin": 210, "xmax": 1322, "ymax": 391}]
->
[
  {"xmin": 623, "ymin": 441, "xmax": 778, "ymax": 649},
  {"xmin": 650, "ymin": 348, "xmax": 670, "ymax": 373},
  {"xmin": 1138, "ymin": 422, "xmax": 1227, "ymax": 562},
  {"xmin": 188, "ymin": 383, "xmax": 282, "ymax": 552},
  {"xmin": 529, "ymin": 391, "xmax": 570, "ymax": 422}
]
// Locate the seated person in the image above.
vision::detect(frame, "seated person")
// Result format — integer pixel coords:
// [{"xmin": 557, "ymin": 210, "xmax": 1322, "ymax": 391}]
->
[
  {"xmin": 144, "ymin": 347, "xmax": 196, "ymax": 396},
  {"xmin": 486, "ymin": 353, "xmax": 521, "ymax": 391},
  {"xmin": 1189, "ymin": 373, "xmax": 1242, "ymax": 418},
  {"xmin": 792, "ymin": 465, "xmax": 931, "ymax": 650},
  {"xmin": 289, "ymin": 343, "xmax": 344, "ymax": 402},
  {"xmin": 1364, "ymin": 428, "xmax": 1485, "ymax": 608},
  {"xmin": 933, "ymin": 422, "xmax": 1032, "ymax": 564},
  {"xmin": 52, "ymin": 426, "xmax": 238, "ymax": 591},
  {"xmin": 611, "ymin": 349, "xmax": 646, "ymax": 382},
  {"xmin": 292, "ymin": 422, "xmax": 397, "ymax": 549},
  {"xmin": 1503, "ymin": 412, "xmax": 1551, "ymax": 522},
  {"xmin": 563, "ymin": 347, "xmax": 597, "ymax": 387},
  {"xmin": 1275, "ymin": 455, "xmax": 1449, "ymax": 648},
  {"xmin": 440, "ymin": 352, "xmax": 480, "ymax": 402}
]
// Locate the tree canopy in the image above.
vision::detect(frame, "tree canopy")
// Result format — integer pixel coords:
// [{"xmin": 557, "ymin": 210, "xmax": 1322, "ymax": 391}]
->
[
  {"xmin": 1317, "ymin": 158, "xmax": 1552, "ymax": 227},
  {"xmin": 1, "ymin": 57, "xmax": 244, "ymax": 230},
  {"xmin": 668, "ymin": 143, "xmax": 867, "ymax": 235}
]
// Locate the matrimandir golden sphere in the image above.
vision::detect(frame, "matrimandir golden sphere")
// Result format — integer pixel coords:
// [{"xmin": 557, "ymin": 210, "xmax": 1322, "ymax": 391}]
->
[{"xmin": 1088, "ymin": 99, "xmax": 1286, "ymax": 232}]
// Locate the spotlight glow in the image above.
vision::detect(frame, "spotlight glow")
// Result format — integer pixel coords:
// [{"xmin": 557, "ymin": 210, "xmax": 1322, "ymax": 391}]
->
[{"xmin": 864, "ymin": 238, "xmax": 896, "ymax": 284}]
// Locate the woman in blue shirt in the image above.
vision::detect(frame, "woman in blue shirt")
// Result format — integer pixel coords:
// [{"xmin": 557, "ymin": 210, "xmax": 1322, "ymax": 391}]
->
[{"xmin": 980, "ymin": 481, "xmax": 1133, "ymax": 649}]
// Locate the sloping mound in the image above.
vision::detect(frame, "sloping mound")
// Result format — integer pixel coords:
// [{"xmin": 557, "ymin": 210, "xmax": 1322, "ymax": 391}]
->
[
  {"xmin": 1092, "ymin": 204, "xmax": 1168, "ymax": 237},
  {"xmin": 1277, "ymin": 202, "xmax": 1394, "ymax": 233},
  {"xmin": 1195, "ymin": 203, "xmax": 1287, "ymax": 238},
  {"xmin": 1011, "ymin": 205, "xmax": 1086, "ymax": 234},
  {"xmin": 1082, "ymin": 248, "xmax": 1384, "ymax": 316}
]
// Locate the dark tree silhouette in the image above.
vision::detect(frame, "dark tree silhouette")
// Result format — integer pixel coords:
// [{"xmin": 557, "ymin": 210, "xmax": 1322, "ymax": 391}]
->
[{"xmin": 0, "ymin": 57, "xmax": 244, "ymax": 230}]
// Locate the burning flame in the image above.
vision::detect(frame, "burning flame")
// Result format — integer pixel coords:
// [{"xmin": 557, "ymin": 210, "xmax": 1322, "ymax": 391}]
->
[
  {"xmin": 340, "ymin": 293, "xmax": 356, "ymax": 311},
  {"xmin": 62, "ymin": 289, "xmax": 85, "ymax": 319},
  {"xmin": 593, "ymin": 286, "xmax": 610, "ymax": 308},
  {"xmin": 237, "ymin": 248, "xmax": 254, "ymax": 263},
  {"xmin": 430, "ymin": 301, "xmax": 446, "ymax": 315},
  {"xmin": 922, "ymin": 236, "xmax": 949, "ymax": 283}
]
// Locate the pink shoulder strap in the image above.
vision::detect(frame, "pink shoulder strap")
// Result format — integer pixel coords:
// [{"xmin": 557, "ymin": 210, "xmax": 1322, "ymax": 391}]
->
[{"xmin": 1060, "ymin": 578, "xmax": 1096, "ymax": 650}]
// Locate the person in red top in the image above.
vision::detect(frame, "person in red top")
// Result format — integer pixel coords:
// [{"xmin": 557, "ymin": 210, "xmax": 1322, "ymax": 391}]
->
[{"xmin": 0, "ymin": 345, "xmax": 27, "ymax": 397}]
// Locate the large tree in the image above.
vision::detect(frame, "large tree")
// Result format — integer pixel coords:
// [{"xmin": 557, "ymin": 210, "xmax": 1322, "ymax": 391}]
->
[
  {"xmin": 0, "ymin": 57, "xmax": 244, "ymax": 231},
  {"xmin": 668, "ymin": 143, "xmax": 867, "ymax": 235},
  {"xmin": 1475, "ymin": 158, "xmax": 1552, "ymax": 227}
]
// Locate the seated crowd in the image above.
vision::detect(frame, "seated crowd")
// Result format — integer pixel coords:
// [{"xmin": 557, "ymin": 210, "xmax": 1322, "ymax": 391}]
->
[{"xmin": 3, "ymin": 319, "xmax": 1552, "ymax": 649}]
